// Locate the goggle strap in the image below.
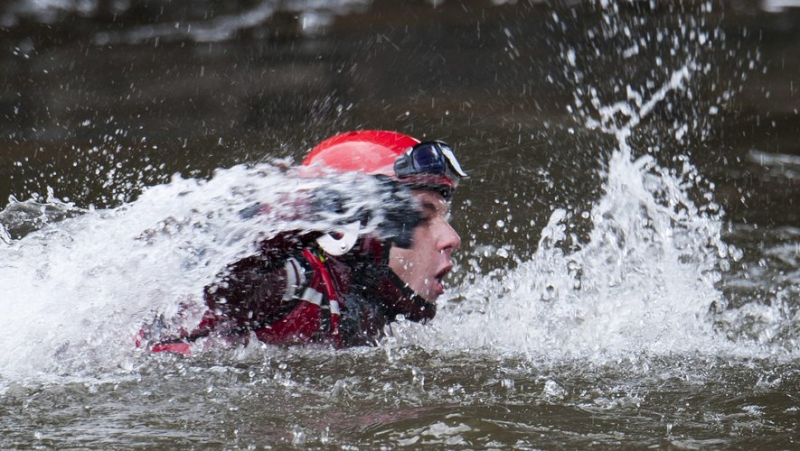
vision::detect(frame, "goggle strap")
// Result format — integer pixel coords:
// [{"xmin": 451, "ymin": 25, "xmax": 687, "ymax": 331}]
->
[{"xmin": 438, "ymin": 144, "xmax": 468, "ymax": 178}]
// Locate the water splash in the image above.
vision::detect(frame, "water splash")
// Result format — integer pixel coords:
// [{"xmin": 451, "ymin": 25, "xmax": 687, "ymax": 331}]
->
[
  {"xmin": 1, "ymin": 2, "xmax": 795, "ymax": 388},
  {"xmin": 392, "ymin": 5, "xmax": 795, "ymax": 363},
  {"xmin": 401, "ymin": 130, "xmax": 738, "ymax": 361},
  {"xmin": 0, "ymin": 165, "xmax": 400, "ymax": 381}
]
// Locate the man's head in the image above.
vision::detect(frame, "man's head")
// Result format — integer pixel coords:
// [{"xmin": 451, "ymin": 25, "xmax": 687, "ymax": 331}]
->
[
  {"xmin": 387, "ymin": 189, "xmax": 461, "ymax": 302},
  {"xmin": 303, "ymin": 130, "xmax": 467, "ymax": 303}
]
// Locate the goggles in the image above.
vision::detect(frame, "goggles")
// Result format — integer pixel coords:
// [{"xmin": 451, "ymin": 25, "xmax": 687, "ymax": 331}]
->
[{"xmin": 393, "ymin": 141, "xmax": 469, "ymax": 187}]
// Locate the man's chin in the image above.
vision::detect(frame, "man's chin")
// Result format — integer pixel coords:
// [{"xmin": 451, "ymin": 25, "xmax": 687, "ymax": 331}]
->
[{"xmin": 423, "ymin": 282, "xmax": 445, "ymax": 303}]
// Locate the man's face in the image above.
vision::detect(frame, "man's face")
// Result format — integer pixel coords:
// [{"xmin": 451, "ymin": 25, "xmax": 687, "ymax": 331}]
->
[{"xmin": 388, "ymin": 189, "xmax": 461, "ymax": 303}]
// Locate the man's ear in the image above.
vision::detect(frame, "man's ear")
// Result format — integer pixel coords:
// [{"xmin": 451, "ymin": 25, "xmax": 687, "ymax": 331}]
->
[
  {"xmin": 374, "ymin": 177, "xmax": 422, "ymax": 249},
  {"xmin": 388, "ymin": 222, "xmax": 416, "ymax": 249}
]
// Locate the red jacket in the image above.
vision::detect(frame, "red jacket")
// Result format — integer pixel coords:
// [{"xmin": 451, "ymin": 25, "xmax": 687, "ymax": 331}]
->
[{"xmin": 144, "ymin": 231, "xmax": 435, "ymax": 355}]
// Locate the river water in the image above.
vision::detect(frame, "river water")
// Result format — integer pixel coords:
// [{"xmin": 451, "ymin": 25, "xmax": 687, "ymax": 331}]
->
[{"xmin": 1, "ymin": 0, "xmax": 798, "ymax": 448}]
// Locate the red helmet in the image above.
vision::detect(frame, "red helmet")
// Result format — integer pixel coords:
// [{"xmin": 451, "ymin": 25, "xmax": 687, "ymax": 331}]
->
[{"xmin": 303, "ymin": 130, "xmax": 467, "ymax": 194}]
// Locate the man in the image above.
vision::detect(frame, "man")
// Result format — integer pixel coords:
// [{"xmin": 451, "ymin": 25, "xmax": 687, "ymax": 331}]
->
[{"xmin": 147, "ymin": 130, "xmax": 467, "ymax": 353}]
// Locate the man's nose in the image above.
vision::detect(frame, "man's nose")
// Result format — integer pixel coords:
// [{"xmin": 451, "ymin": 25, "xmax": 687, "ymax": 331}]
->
[{"xmin": 438, "ymin": 221, "xmax": 461, "ymax": 254}]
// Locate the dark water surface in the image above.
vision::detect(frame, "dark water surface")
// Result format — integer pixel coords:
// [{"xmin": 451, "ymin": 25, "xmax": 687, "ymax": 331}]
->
[
  {"xmin": 3, "ymin": 1, "xmax": 798, "ymax": 226},
  {"xmin": 1, "ymin": 0, "xmax": 799, "ymax": 448},
  {"xmin": 2, "ymin": 350, "xmax": 798, "ymax": 448}
]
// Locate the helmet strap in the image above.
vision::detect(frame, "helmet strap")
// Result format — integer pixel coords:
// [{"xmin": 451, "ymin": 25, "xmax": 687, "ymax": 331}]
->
[{"xmin": 315, "ymin": 221, "xmax": 361, "ymax": 256}]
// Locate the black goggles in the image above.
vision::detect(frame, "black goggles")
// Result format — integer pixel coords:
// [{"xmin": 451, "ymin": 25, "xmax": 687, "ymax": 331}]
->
[{"xmin": 393, "ymin": 141, "xmax": 469, "ymax": 184}]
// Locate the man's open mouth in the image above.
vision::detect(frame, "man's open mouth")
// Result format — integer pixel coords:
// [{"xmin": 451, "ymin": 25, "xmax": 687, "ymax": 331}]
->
[{"xmin": 434, "ymin": 266, "xmax": 452, "ymax": 284}]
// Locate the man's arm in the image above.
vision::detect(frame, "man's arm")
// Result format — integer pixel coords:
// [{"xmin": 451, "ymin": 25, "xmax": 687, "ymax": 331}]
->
[{"xmin": 204, "ymin": 231, "xmax": 316, "ymax": 331}]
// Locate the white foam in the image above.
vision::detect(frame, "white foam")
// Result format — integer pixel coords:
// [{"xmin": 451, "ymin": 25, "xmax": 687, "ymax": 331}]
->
[
  {"xmin": 0, "ymin": 165, "xmax": 395, "ymax": 380},
  {"xmin": 389, "ymin": 60, "xmax": 797, "ymax": 363}
]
